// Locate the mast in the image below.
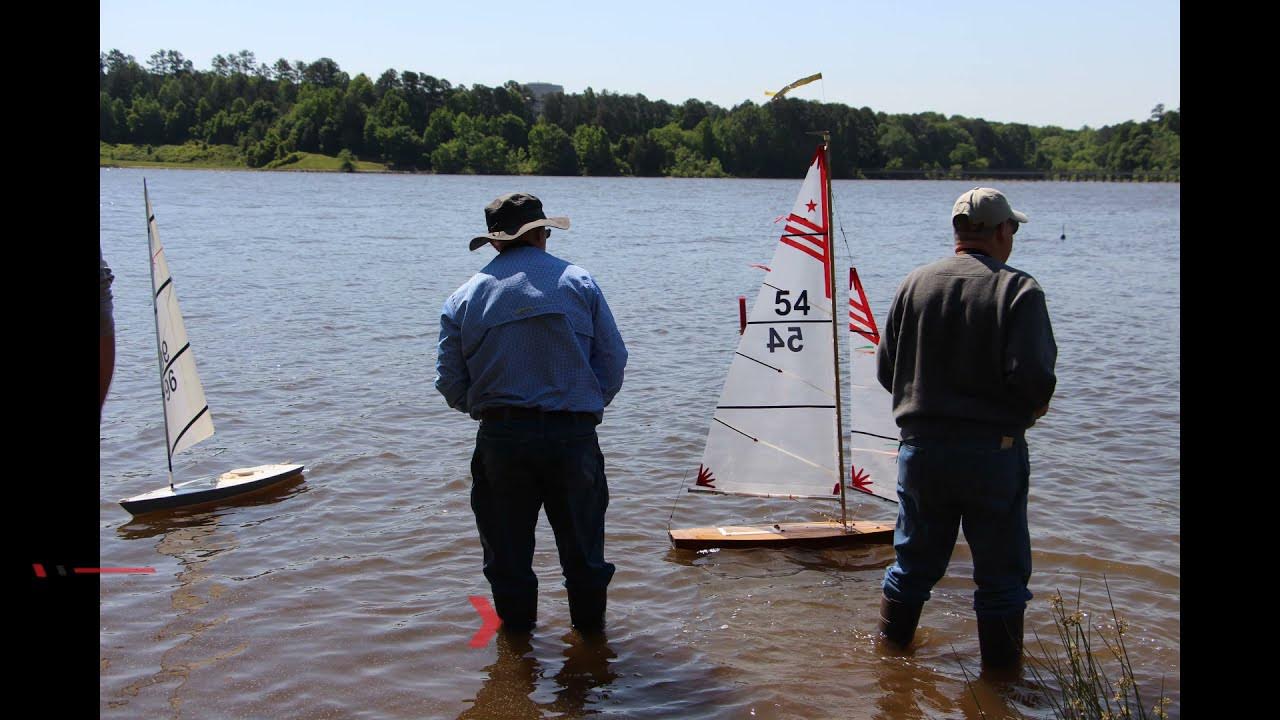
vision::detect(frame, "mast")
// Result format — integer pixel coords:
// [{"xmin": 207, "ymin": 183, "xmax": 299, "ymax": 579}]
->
[
  {"xmin": 816, "ymin": 131, "xmax": 847, "ymax": 528},
  {"xmin": 144, "ymin": 179, "xmax": 176, "ymax": 491}
]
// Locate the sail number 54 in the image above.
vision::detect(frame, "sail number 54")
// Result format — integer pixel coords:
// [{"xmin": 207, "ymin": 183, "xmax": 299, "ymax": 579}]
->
[
  {"xmin": 768, "ymin": 290, "xmax": 808, "ymax": 352},
  {"xmin": 767, "ymin": 326, "xmax": 803, "ymax": 353},
  {"xmin": 774, "ymin": 290, "xmax": 810, "ymax": 316}
]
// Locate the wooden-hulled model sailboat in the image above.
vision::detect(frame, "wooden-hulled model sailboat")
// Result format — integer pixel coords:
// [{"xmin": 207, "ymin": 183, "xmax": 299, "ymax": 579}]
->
[
  {"xmin": 118, "ymin": 181, "xmax": 303, "ymax": 516},
  {"xmin": 668, "ymin": 136, "xmax": 898, "ymax": 550}
]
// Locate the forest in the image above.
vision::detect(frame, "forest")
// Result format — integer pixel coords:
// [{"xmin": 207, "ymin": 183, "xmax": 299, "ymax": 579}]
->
[{"xmin": 100, "ymin": 49, "xmax": 1180, "ymax": 180}]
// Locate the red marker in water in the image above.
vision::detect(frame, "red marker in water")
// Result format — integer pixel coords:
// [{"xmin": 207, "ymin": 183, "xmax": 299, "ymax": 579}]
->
[{"xmin": 469, "ymin": 596, "xmax": 502, "ymax": 648}]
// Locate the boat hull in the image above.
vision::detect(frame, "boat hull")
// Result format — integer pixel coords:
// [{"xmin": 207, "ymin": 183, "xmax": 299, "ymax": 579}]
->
[
  {"xmin": 119, "ymin": 463, "xmax": 304, "ymax": 516},
  {"xmin": 669, "ymin": 520, "xmax": 893, "ymax": 550}
]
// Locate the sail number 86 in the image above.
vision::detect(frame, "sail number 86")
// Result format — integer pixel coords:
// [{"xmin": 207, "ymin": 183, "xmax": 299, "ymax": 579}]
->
[
  {"xmin": 161, "ymin": 369, "xmax": 178, "ymax": 400},
  {"xmin": 159, "ymin": 341, "xmax": 178, "ymax": 400}
]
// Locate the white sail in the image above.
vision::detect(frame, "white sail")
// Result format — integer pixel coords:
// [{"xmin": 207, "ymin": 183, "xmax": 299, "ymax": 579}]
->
[
  {"xmin": 696, "ymin": 148, "xmax": 839, "ymax": 499},
  {"xmin": 146, "ymin": 182, "xmax": 215, "ymax": 461},
  {"xmin": 846, "ymin": 268, "xmax": 900, "ymax": 504}
]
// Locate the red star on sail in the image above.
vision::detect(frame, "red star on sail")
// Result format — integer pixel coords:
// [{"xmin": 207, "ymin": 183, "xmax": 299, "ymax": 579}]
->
[
  {"xmin": 849, "ymin": 465, "xmax": 873, "ymax": 493},
  {"xmin": 806, "ymin": 199, "xmax": 817, "ymax": 213}
]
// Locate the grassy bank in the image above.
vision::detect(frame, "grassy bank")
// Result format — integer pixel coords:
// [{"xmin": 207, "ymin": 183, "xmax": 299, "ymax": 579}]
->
[{"xmin": 100, "ymin": 142, "xmax": 388, "ymax": 173}]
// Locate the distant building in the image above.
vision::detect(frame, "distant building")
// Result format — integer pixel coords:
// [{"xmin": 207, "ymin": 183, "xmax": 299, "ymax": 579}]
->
[{"xmin": 525, "ymin": 82, "xmax": 565, "ymax": 115}]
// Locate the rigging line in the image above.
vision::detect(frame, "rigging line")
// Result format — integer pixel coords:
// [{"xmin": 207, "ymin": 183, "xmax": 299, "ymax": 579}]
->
[
  {"xmin": 713, "ymin": 416, "xmax": 755, "ymax": 440},
  {"xmin": 850, "ymin": 487, "xmax": 902, "ymax": 506},
  {"xmin": 849, "ymin": 446, "xmax": 899, "ymax": 459},
  {"xmin": 711, "ymin": 417, "xmax": 837, "ymax": 475},
  {"xmin": 668, "ymin": 468, "xmax": 690, "ymax": 531},
  {"xmin": 735, "ymin": 352, "xmax": 781, "ymax": 372},
  {"xmin": 781, "ymin": 231, "xmax": 826, "ymax": 238},
  {"xmin": 837, "ymin": 209, "xmax": 852, "ymax": 257},
  {"xmin": 829, "ymin": 172, "xmax": 852, "ymax": 257}
]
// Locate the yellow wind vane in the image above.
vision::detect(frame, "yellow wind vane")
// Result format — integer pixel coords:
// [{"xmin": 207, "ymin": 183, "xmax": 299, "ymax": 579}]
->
[{"xmin": 765, "ymin": 72, "xmax": 822, "ymax": 101}]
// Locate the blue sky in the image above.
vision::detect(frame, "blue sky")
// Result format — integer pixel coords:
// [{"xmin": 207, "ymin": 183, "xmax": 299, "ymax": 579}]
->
[{"xmin": 100, "ymin": 0, "xmax": 1179, "ymax": 130}]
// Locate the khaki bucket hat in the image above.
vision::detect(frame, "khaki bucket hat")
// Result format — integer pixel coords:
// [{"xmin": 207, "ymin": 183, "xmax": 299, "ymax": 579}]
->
[{"xmin": 469, "ymin": 192, "xmax": 571, "ymax": 251}]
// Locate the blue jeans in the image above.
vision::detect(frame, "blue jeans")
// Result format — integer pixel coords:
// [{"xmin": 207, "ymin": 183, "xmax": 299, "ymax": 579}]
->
[
  {"xmin": 470, "ymin": 415, "xmax": 615, "ymax": 599},
  {"xmin": 882, "ymin": 436, "xmax": 1032, "ymax": 617}
]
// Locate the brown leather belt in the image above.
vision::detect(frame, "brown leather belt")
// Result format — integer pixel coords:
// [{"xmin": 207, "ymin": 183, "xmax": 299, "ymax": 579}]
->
[{"xmin": 480, "ymin": 406, "xmax": 598, "ymax": 424}]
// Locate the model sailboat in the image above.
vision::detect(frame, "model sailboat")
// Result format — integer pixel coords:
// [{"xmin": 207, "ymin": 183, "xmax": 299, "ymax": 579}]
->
[
  {"xmin": 118, "ymin": 180, "xmax": 303, "ymax": 516},
  {"xmin": 668, "ymin": 137, "xmax": 897, "ymax": 549}
]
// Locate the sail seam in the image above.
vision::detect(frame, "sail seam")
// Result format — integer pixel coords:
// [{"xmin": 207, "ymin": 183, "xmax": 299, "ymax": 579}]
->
[
  {"xmin": 851, "ymin": 430, "xmax": 899, "ymax": 442},
  {"xmin": 747, "ymin": 320, "xmax": 830, "ymax": 325},
  {"xmin": 170, "ymin": 405, "xmax": 210, "ymax": 455},
  {"xmin": 687, "ymin": 487, "xmax": 840, "ymax": 501},
  {"xmin": 163, "ymin": 342, "xmax": 192, "ymax": 376},
  {"xmin": 718, "ymin": 404, "xmax": 836, "ymax": 409}
]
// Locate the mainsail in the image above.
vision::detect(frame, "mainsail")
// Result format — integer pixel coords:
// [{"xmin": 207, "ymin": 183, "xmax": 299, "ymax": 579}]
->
[
  {"xmin": 846, "ymin": 269, "xmax": 900, "ymax": 504},
  {"xmin": 146, "ymin": 180, "xmax": 214, "ymax": 466},
  {"xmin": 695, "ymin": 147, "xmax": 839, "ymax": 499}
]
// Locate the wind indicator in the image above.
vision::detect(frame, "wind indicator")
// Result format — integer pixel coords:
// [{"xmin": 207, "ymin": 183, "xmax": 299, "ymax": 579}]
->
[{"xmin": 765, "ymin": 72, "xmax": 822, "ymax": 101}]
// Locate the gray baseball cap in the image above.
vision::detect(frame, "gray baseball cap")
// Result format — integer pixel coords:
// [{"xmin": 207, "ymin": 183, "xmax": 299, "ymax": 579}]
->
[{"xmin": 951, "ymin": 187, "xmax": 1029, "ymax": 227}]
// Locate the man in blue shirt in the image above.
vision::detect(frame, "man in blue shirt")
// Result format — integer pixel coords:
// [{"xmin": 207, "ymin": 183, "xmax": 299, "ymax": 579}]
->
[{"xmin": 436, "ymin": 192, "xmax": 627, "ymax": 636}]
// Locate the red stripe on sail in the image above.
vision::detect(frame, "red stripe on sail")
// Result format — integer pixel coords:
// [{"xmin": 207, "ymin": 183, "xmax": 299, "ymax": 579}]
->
[
  {"xmin": 848, "ymin": 267, "xmax": 880, "ymax": 344},
  {"xmin": 787, "ymin": 213, "xmax": 823, "ymax": 234},
  {"xmin": 783, "ymin": 230, "xmax": 826, "ymax": 256},
  {"xmin": 773, "ymin": 147, "xmax": 833, "ymax": 299},
  {"xmin": 780, "ymin": 236, "xmax": 825, "ymax": 263}
]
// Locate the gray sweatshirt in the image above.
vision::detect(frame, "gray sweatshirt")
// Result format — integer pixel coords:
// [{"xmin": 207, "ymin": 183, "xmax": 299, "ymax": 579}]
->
[{"xmin": 876, "ymin": 252, "xmax": 1057, "ymax": 440}]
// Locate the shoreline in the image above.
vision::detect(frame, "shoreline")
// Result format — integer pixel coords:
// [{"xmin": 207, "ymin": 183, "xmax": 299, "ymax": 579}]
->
[
  {"xmin": 99, "ymin": 147, "xmax": 1179, "ymax": 183},
  {"xmin": 100, "ymin": 161, "xmax": 1180, "ymax": 183}
]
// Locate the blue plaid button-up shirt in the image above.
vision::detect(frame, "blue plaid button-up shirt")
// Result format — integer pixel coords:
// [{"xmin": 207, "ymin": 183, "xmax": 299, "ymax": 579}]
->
[{"xmin": 435, "ymin": 246, "xmax": 627, "ymax": 420}]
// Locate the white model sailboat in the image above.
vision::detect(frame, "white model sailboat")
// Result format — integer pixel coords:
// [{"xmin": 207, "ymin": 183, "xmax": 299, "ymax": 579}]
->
[
  {"xmin": 118, "ymin": 180, "xmax": 303, "ymax": 516},
  {"xmin": 668, "ymin": 137, "xmax": 897, "ymax": 550}
]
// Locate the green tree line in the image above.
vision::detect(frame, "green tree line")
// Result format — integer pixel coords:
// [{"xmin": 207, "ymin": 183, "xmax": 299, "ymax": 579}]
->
[{"xmin": 101, "ymin": 49, "xmax": 1180, "ymax": 179}]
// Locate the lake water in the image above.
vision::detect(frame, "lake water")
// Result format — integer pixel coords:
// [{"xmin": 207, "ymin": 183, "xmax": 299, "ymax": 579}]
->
[{"xmin": 99, "ymin": 167, "xmax": 1179, "ymax": 719}]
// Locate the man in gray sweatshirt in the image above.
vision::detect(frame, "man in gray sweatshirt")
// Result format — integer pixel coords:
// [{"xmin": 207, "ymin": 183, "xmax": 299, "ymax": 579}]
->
[{"xmin": 874, "ymin": 187, "xmax": 1057, "ymax": 679}]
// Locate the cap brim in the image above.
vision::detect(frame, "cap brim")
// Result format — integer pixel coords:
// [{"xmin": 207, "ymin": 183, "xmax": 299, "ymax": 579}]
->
[
  {"xmin": 1011, "ymin": 209, "xmax": 1029, "ymax": 223},
  {"xmin": 469, "ymin": 217, "xmax": 570, "ymax": 251}
]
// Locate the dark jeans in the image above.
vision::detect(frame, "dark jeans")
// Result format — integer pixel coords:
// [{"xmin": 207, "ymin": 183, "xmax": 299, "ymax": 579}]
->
[
  {"xmin": 470, "ymin": 415, "xmax": 615, "ymax": 600},
  {"xmin": 882, "ymin": 435, "xmax": 1033, "ymax": 617}
]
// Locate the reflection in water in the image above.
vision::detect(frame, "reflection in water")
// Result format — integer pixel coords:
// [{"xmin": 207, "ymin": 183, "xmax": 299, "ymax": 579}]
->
[
  {"xmin": 874, "ymin": 655, "xmax": 953, "ymax": 720},
  {"xmin": 459, "ymin": 630, "xmax": 617, "ymax": 720},
  {"xmin": 873, "ymin": 651, "xmax": 1049, "ymax": 720},
  {"xmin": 107, "ymin": 479, "xmax": 303, "ymax": 715},
  {"xmin": 109, "ymin": 516, "xmax": 238, "ymax": 713}
]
